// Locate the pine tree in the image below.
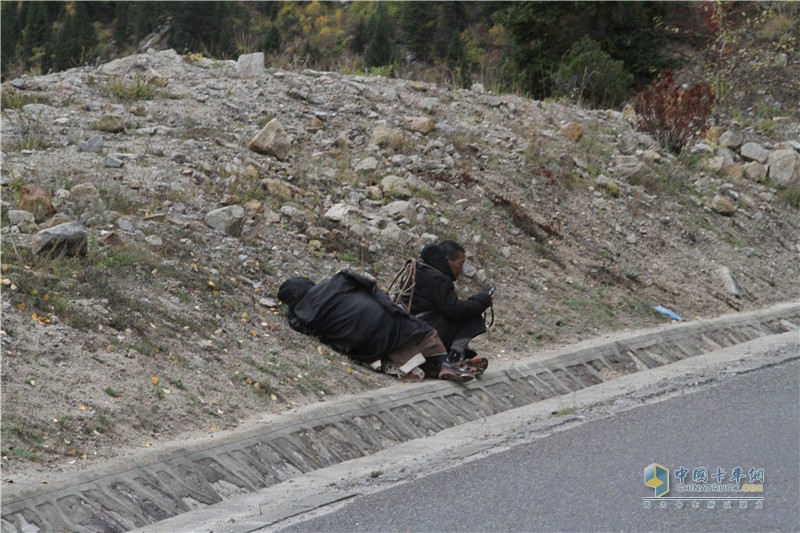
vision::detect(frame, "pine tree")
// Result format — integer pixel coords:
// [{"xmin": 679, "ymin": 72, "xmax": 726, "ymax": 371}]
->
[
  {"xmin": 399, "ymin": 2, "xmax": 434, "ymax": 61},
  {"xmin": 1, "ymin": 2, "xmax": 21, "ymax": 72},
  {"xmin": 113, "ymin": 2, "xmax": 131, "ymax": 49},
  {"xmin": 75, "ymin": 2, "xmax": 98, "ymax": 64},
  {"xmin": 364, "ymin": 3, "xmax": 393, "ymax": 68},
  {"xmin": 22, "ymin": 1, "xmax": 52, "ymax": 72}
]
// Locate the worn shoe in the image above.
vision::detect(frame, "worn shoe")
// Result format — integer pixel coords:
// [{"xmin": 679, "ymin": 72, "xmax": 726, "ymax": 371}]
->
[
  {"xmin": 400, "ymin": 367, "xmax": 425, "ymax": 382},
  {"xmin": 457, "ymin": 356, "xmax": 489, "ymax": 377},
  {"xmin": 438, "ymin": 361, "xmax": 475, "ymax": 383}
]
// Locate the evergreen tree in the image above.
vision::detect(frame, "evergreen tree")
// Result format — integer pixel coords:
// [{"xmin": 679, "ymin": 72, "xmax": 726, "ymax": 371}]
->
[
  {"xmin": 1, "ymin": 2, "xmax": 21, "ymax": 71},
  {"xmin": 364, "ymin": 2, "xmax": 394, "ymax": 68},
  {"xmin": 22, "ymin": 1, "xmax": 53, "ymax": 72},
  {"xmin": 54, "ymin": 9, "xmax": 79, "ymax": 71},
  {"xmin": 113, "ymin": 2, "xmax": 131, "ymax": 49},
  {"xmin": 399, "ymin": 2, "xmax": 435, "ymax": 61},
  {"xmin": 75, "ymin": 2, "xmax": 98, "ymax": 64}
]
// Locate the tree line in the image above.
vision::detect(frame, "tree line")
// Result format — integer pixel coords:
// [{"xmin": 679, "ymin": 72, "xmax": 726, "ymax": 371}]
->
[{"xmin": 0, "ymin": 1, "xmax": 752, "ymax": 110}]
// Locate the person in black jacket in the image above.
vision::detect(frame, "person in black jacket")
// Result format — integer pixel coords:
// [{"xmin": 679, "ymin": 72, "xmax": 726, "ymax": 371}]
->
[
  {"xmin": 404, "ymin": 241, "xmax": 492, "ymax": 375},
  {"xmin": 278, "ymin": 270, "xmax": 475, "ymax": 383}
]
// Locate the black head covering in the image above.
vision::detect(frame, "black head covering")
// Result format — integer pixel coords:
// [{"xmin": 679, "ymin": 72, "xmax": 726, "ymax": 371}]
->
[
  {"xmin": 277, "ymin": 277, "xmax": 315, "ymax": 309},
  {"xmin": 420, "ymin": 243, "xmax": 454, "ymax": 280}
]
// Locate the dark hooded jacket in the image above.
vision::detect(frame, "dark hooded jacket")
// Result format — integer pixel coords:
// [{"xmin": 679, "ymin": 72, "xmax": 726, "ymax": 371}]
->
[
  {"xmin": 278, "ymin": 271, "xmax": 431, "ymax": 362},
  {"xmin": 406, "ymin": 244, "xmax": 491, "ymax": 324}
]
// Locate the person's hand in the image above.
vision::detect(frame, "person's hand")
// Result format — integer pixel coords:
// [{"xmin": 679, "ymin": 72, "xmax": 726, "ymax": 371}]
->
[{"xmin": 472, "ymin": 291, "xmax": 492, "ymax": 307}]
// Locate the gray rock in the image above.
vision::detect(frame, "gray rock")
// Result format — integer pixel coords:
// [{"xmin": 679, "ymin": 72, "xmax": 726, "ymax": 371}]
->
[
  {"xmin": 354, "ymin": 157, "xmax": 379, "ymax": 172},
  {"xmin": 80, "ymin": 135, "xmax": 104, "ymax": 153},
  {"xmin": 740, "ymin": 142, "xmax": 769, "ymax": 163},
  {"xmin": 324, "ymin": 203, "xmax": 357, "ymax": 223},
  {"xmin": 716, "ymin": 147, "xmax": 736, "ymax": 164},
  {"xmin": 31, "ymin": 221, "xmax": 88, "ymax": 257},
  {"xmin": 742, "ymin": 161, "xmax": 767, "ymax": 182},
  {"xmin": 8, "ymin": 210, "xmax": 37, "ymax": 233},
  {"xmin": 380, "ymin": 223, "xmax": 412, "ymax": 243},
  {"xmin": 248, "ymin": 118, "xmax": 293, "ymax": 160},
  {"xmin": 613, "ymin": 155, "xmax": 654, "ymax": 182},
  {"xmin": 90, "ymin": 114, "xmax": 125, "ymax": 133},
  {"xmin": 145, "ymin": 235, "xmax": 163, "ymax": 246},
  {"xmin": 690, "ymin": 143, "xmax": 714, "ymax": 154},
  {"xmin": 471, "ymin": 83, "xmax": 486, "ymax": 94},
  {"xmin": 103, "ymin": 155, "xmax": 124, "ymax": 168},
  {"xmin": 718, "ymin": 266, "xmax": 745, "ymax": 297},
  {"xmin": 236, "ymin": 52, "xmax": 265, "ymax": 78},
  {"xmin": 381, "ymin": 175, "xmax": 412, "ymax": 199},
  {"xmin": 380, "ymin": 200, "xmax": 414, "ymax": 221},
  {"xmin": 22, "ymin": 103, "xmax": 51, "ymax": 115},
  {"xmin": 767, "ymin": 149, "xmax": 800, "ymax": 185},
  {"xmin": 204, "ymin": 205, "xmax": 245, "ymax": 237},
  {"xmin": 70, "ymin": 183, "xmax": 106, "ymax": 214},
  {"xmin": 719, "ymin": 130, "xmax": 743, "ymax": 149}
]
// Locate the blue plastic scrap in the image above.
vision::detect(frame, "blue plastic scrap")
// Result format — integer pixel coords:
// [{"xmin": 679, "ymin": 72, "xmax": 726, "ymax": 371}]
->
[{"xmin": 654, "ymin": 305, "xmax": 683, "ymax": 321}]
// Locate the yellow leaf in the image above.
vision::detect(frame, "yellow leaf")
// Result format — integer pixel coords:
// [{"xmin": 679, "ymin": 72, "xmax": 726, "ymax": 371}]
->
[
  {"xmin": 190, "ymin": 263, "xmax": 199, "ymax": 272},
  {"xmin": 208, "ymin": 280, "xmax": 216, "ymax": 288},
  {"xmin": 78, "ymin": 405, "xmax": 88, "ymax": 411},
  {"xmin": 17, "ymin": 303, "xmax": 25, "ymax": 311},
  {"xmin": 251, "ymin": 329, "xmax": 257, "ymax": 337},
  {"xmin": 212, "ymin": 290, "xmax": 220, "ymax": 298},
  {"xmin": 145, "ymin": 442, "xmax": 152, "ymax": 448},
  {"xmin": 210, "ymin": 425, "xmax": 217, "ymax": 431},
  {"xmin": 43, "ymin": 293, "xmax": 49, "ymax": 301},
  {"xmin": 31, "ymin": 289, "xmax": 39, "ymax": 295},
  {"xmin": 151, "ymin": 376, "xmax": 159, "ymax": 385},
  {"xmin": 32, "ymin": 313, "xmax": 39, "ymax": 321}
]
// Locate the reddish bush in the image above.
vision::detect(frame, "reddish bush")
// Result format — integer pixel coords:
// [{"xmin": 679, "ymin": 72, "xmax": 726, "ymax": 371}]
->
[{"xmin": 634, "ymin": 71, "xmax": 715, "ymax": 154}]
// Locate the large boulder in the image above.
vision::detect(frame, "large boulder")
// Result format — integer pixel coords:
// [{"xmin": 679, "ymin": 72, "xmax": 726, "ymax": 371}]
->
[
  {"xmin": 236, "ymin": 52, "xmax": 265, "ymax": 78},
  {"xmin": 767, "ymin": 149, "xmax": 800, "ymax": 185},
  {"xmin": 31, "ymin": 221, "xmax": 88, "ymax": 257}
]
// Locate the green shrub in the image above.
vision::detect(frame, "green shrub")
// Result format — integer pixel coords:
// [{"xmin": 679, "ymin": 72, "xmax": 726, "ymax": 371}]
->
[
  {"xmin": 553, "ymin": 36, "xmax": 632, "ymax": 109},
  {"xmin": 106, "ymin": 76, "xmax": 158, "ymax": 102},
  {"xmin": 634, "ymin": 71, "xmax": 714, "ymax": 154}
]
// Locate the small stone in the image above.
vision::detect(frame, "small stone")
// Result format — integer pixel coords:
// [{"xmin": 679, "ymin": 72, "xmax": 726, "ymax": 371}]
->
[
  {"xmin": 248, "ymin": 119, "xmax": 293, "ymax": 161},
  {"xmin": 104, "ymin": 155, "xmax": 124, "ymax": 168},
  {"xmin": 80, "ymin": 135, "xmax": 104, "ymax": 153},
  {"xmin": 204, "ymin": 205, "xmax": 245, "ymax": 237},
  {"xmin": 559, "ymin": 122, "xmax": 584, "ymax": 142},
  {"xmin": 711, "ymin": 195, "xmax": 736, "ymax": 216},
  {"xmin": 90, "ymin": 114, "xmax": 125, "ymax": 133}
]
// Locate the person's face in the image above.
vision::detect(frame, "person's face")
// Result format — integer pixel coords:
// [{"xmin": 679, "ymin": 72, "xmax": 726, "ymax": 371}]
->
[{"xmin": 447, "ymin": 251, "xmax": 466, "ymax": 280}]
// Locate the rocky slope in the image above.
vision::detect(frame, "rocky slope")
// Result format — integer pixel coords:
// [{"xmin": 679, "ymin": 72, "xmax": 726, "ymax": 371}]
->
[{"xmin": 1, "ymin": 49, "xmax": 798, "ymax": 480}]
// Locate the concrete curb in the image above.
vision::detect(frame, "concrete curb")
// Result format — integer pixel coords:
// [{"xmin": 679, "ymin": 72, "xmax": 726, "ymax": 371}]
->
[{"xmin": 2, "ymin": 303, "xmax": 798, "ymax": 533}]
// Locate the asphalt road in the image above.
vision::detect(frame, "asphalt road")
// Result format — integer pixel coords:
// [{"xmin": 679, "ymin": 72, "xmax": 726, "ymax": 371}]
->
[{"xmin": 277, "ymin": 358, "xmax": 800, "ymax": 532}]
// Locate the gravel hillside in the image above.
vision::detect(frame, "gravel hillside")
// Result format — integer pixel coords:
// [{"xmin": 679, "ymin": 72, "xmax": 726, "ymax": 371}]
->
[{"xmin": 1, "ymin": 49, "xmax": 798, "ymax": 481}]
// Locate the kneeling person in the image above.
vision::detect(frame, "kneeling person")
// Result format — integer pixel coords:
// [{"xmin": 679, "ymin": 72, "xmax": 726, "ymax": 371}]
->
[{"xmin": 278, "ymin": 270, "xmax": 474, "ymax": 383}]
